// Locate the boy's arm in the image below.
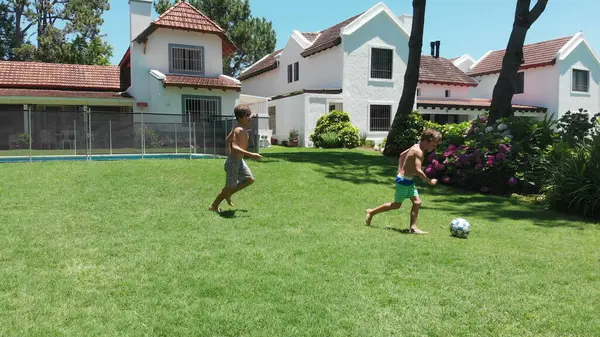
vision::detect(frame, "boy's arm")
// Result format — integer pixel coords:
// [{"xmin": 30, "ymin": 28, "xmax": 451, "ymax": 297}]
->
[
  {"xmin": 230, "ymin": 127, "xmax": 261, "ymax": 159},
  {"xmin": 414, "ymin": 155, "xmax": 436, "ymax": 185}
]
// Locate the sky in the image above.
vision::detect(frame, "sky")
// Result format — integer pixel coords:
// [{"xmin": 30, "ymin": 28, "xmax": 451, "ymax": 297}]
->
[{"xmin": 102, "ymin": 0, "xmax": 600, "ymax": 66}]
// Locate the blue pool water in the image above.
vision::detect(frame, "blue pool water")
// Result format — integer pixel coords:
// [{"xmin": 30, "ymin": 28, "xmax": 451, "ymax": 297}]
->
[{"xmin": 0, "ymin": 153, "xmax": 223, "ymax": 163}]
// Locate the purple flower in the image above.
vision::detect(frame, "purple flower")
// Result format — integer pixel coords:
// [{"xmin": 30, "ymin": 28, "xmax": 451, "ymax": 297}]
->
[
  {"xmin": 443, "ymin": 176, "xmax": 451, "ymax": 184},
  {"xmin": 479, "ymin": 116, "xmax": 487, "ymax": 122},
  {"xmin": 434, "ymin": 162, "xmax": 445, "ymax": 171},
  {"xmin": 427, "ymin": 153, "xmax": 437, "ymax": 162},
  {"xmin": 425, "ymin": 166, "xmax": 435, "ymax": 176},
  {"xmin": 475, "ymin": 164, "xmax": 484, "ymax": 171},
  {"xmin": 459, "ymin": 154, "xmax": 470, "ymax": 163},
  {"xmin": 486, "ymin": 159, "xmax": 494, "ymax": 167},
  {"xmin": 508, "ymin": 177, "xmax": 518, "ymax": 186},
  {"xmin": 499, "ymin": 144, "xmax": 508, "ymax": 153},
  {"xmin": 495, "ymin": 153, "xmax": 505, "ymax": 161}
]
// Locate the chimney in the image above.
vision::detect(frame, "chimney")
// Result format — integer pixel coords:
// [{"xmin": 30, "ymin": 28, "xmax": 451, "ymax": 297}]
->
[
  {"xmin": 398, "ymin": 14, "xmax": 413, "ymax": 35},
  {"xmin": 430, "ymin": 41, "xmax": 435, "ymax": 57},
  {"xmin": 435, "ymin": 40, "xmax": 440, "ymax": 58},
  {"xmin": 129, "ymin": 0, "xmax": 153, "ymax": 43}
]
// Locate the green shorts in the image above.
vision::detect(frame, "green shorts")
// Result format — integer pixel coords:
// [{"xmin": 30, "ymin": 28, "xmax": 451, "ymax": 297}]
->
[{"xmin": 395, "ymin": 175, "xmax": 419, "ymax": 202}]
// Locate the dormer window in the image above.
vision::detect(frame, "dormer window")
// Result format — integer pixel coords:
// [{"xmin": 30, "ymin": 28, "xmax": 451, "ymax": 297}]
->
[{"xmin": 169, "ymin": 44, "xmax": 205, "ymax": 75}]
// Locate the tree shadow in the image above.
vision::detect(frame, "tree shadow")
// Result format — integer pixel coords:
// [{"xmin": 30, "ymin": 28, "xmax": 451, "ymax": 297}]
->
[
  {"xmin": 217, "ymin": 209, "xmax": 249, "ymax": 219},
  {"xmin": 264, "ymin": 150, "xmax": 397, "ymax": 185}
]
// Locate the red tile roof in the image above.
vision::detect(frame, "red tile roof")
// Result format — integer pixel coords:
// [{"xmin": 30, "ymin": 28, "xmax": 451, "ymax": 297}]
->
[
  {"xmin": 0, "ymin": 61, "xmax": 120, "ymax": 91},
  {"xmin": 301, "ymin": 32, "xmax": 319, "ymax": 42},
  {"xmin": 419, "ymin": 56, "xmax": 478, "ymax": 87},
  {"xmin": 237, "ymin": 49, "xmax": 282, "ymax": 81},
  {"xmin": 163, "ymin": 75, "xmax": 241, "ymax": 91},
  {"xmin": 469, "ymin": 36, "xmax": 573, "ymax": 76},
  {"xmin": 300, "ymin": 13, "xmax": 364, "ymax": 57},
  {"xmin": 417, "ymin": 98, "xmax": 546, "ymax": 113},
  {"xmin": 0, "ymin": 88, "xmax": 132, "ymax": 99},
  {"xmin": 134, "ymin": 1, "xmax": 236, "ymax": 56}
]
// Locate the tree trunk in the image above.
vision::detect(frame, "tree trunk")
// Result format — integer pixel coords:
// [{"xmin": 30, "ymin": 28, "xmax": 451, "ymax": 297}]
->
[
  {"xmin": 487, "ymin": 0, "xmax": 548, "ymax": 124},
  {"xmin": 383, "ymin": 0, "xmax": 426, "ymax": 155}
]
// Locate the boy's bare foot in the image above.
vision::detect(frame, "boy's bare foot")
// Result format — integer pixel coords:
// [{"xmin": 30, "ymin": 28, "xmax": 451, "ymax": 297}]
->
[
  {"xmin": 365, "ymin": 209, "xmax": 373, "ymax": 226},
  {"xmin": 225, "ymin": 196, "xmax": 234, "ymax": 207},
  {"xmin": 208, "ymin": 206, "xmax": 221, "ymax": 213},
  {"xmin": 410, "ymin": 227, "xmax": 428, "ymax": 234}
]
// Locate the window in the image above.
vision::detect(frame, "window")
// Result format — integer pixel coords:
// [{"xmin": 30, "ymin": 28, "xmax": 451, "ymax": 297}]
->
[
  {"xmin": 445, "ymin": 89, "xmax": 451, "ymax": 97},
  {"xmin": 294, "ymin": 62, "xmax": 299, "ymax": 81},
  {"xmin": 515, "ymin": 72, "xmax": 524, "ymax": 94},
  {"xmin": 421, "ymin": 114, "xmax": 431, "ymax": 121},
  {"xmin": 182, "ymin": 95, "xmax": 221, "ymax": 123},
  {"xmin": 417, "ymin": 88, "xmax": 421, "ymax": 96},
  {"xmin": 572, "ymin": 69, "xmax": 589, "ymax": 92},
  {"xmin": 287, "ymin": 64, "xmax": 293, "ymax": 83},
  {"xmin": 369, "ymin": 105, "xmax": 392, "ymax": 132},
  {"xmin": 169, "ymin": 44, "xmax": 204, "ymax": 74},
  {"xmin": 370, "ymin": 48, "xmax": 393, "ymax": 79},
  {"xmin": 329, "ymin": 102, "xmax": 343, "ymax": 112},
  {"xmin": 268, "ymin": 106, "xmax": 276, "ymax": 134}
]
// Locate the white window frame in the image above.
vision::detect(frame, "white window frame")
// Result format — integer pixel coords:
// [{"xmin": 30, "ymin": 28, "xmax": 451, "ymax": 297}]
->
[
  {"xmin": 368, "ymin": 102, "xmax": 394, "ymax": 133},
  {"xmin": 169, "ymin": 44, "xmax": 205, "ymax": 75},
  {"xmin": 571, "ymin": 67, "xmax": 590, "ymax": 94},
  {"xmin": 368, "ymin": 44, "xmax": 395, "ymax": 82},
  {"xmin": 514, "ymin": 71, "xmax": 525, "ymax": 94}
]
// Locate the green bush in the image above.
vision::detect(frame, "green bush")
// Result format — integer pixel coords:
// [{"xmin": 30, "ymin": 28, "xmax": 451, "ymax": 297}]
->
[
  {"xmin": 309, "ymin": 110, "xmax": 360, "ymax": 149},
  {"xmin": 543, "ymin": 135, "xmax": 600, "ymax": 219},
  {"xmin": 320, "ymin": 132, "xmax": 338, "ymax": 148},
  {"xmin": 556, "ymin": 109, "xmax": 600, "ymax": 146},
  {"xmin": 383, "ymin": 111, "xmax": 425, "ymax": 156},
  {"xmin": 365, "ymin": 140, "xmax": 375, "ymax": 148}
]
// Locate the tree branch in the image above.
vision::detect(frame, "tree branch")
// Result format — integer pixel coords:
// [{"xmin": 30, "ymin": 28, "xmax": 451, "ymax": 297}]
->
[{"xmin": 528, "ymin": 0, "xmax": 548, "ymax": 24}]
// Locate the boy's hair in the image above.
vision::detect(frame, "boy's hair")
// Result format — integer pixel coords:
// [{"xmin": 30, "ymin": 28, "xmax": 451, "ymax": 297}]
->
[
  {"xmin": 234, "ymin": 104, "xmax": 252, "ymax": 120},
  {"xmin": 421, "ymin": 129, "xmax": 442, "ymax": 142}
]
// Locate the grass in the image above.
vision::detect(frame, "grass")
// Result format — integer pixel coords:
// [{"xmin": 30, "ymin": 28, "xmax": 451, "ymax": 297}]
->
[{"xmin": 0, "ymin": 146, "xmax": 598, "ymax": 336}]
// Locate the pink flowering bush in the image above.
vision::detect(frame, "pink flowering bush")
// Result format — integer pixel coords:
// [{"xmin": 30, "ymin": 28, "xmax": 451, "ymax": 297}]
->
[{"xmin": 424, "ymin": 113, "xmax": 557, "ymax": 195}]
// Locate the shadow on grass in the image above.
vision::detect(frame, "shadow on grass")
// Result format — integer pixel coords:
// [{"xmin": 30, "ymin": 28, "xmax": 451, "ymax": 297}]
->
[
  {"xmin": 263, "ymin": 149, "xmax": 397, "ymax": 185},
  {"xmin": 217, "ymin": 209, "xmax": 249, "ymax": 219},
  {"xmin": 264, "ymin": 148, "xmax": 599, "ymax": 228}
]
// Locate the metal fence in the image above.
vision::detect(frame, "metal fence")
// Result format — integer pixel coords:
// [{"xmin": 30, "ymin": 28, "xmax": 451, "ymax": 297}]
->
[{"xmin": 0, "ymin": 108, "xmax": 266, "ymax": 159}]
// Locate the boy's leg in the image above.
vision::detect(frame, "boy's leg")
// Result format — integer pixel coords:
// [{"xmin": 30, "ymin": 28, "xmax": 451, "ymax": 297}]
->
[
  {"xmin": 408, "ymin": 195, "xmax": 427, "ymax": 234},
  {"xmin": 225, "ymin": 159, "xmax": 255, "ymax": 206},
  {"xmin": 210, "ymin": 158, "xmax": 239, "ymax": 211},
  {"xmin": 365, "ymin": 202, "xmax": 402, "ymax": 226},
  {"xmin": 209, "ymin": 187, "xmax": 235, "ymax": 212}
]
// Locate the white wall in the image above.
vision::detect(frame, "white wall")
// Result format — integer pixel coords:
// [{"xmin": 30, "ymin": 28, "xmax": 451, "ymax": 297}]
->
[
  {"xmin": 452, "ymin": 56, "xmax": 475, "ymax": 73},
  {"xmin": 417, "ymin": 83, "xmax": 471, "ymax": 98},
  {"xmin": 304, "ymin": 93, "xmax": 345, "ymax": 146},
  {"xmin": 342, "ymin": 9, "xmax": 409, "ymax": 140},
  {"xmin": 557, "ymin": 42, "xmax": 600, "ymax": 119},
  {"xmin": 268, "ymin": 94, "xmax": 305, "ymax": 144},
  {"xmin": 470, "ymin": 66, "xmax": 559, "ymax": 118},
  {"xmin": 240, "ymin": 67, "xmax": 280, "ymax": 97}
]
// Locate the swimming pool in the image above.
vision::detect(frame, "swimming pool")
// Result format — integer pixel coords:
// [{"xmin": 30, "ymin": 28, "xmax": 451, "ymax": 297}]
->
[{"xmin": 0, "ymin": 153, "xmax": 224, "ymax": 163}]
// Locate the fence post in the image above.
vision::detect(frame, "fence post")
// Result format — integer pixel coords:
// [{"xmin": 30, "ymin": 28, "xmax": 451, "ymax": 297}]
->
[
  {"xmin": 26, "ymin": 105, "xmax": 31, "ymax": 163},
  {"xmin": 141, "ymin": 110, "xmax": 145, "ymax": 159},
  {"xmin": 74, "ymin": 119, "xmax": 77, "ymax": 155},
  {"xmin": 174, "ymin": 123, "xmax": 178, "ymax": 154},
  {"xmin": 213, "ymin": 121, "xmax": 216, "ymax": 155},
  {"xmin": 203, "ymin": 122, "xmax": 206, "ymax": 154},
  {"xmin": 109, "ymin": 119, "xmax": 113, "ymax": 155},
  {"xmin": 188, "ymin": 114, "xmax": 192, "ymax": 159}
]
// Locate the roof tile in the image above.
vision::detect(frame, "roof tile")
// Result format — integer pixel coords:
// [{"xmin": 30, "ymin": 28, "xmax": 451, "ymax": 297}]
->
[
  {"xmin": 237, "ymin": 49, "xmax": 282, "ymax": 80},
  {"xmin": 0, "ymin": 61, "xmax": 120, "ymax": 91},
  {"xmin": 164, "ymin": 75, "xmax": 241, "ymax": 91},
  {"xmin": 419, "ymin": 56, "xmax": 478, "ymax": 87},
  {"xmin": 0, "ymin": 88, "xmax": 132, "ymax": 99},
  {"xmin": 301, "ymin": 13, "xmax": 363, "ymax": 57},
  {"xmin": 417, "ymin": 98, "xmax": 546, "ymax": 112},
  {"xmin": 470, "ymin": 36, "xmax": 573, "ymax": 76}
]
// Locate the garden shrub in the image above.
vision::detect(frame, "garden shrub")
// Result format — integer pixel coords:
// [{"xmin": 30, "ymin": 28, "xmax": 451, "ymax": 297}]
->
[
  {"xmin": 383, "ymin": 111, "xmax": 425, "ymax": 156},
  {"xmin": 309, "ymin": 110, "xmax": 360, "ymax": 149}
]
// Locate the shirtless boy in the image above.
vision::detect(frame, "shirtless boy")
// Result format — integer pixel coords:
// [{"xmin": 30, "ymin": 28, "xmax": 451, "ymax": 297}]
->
[
  {"xmin": 365, "ymin": 129, "xmax": 442, "ymax": 234},
  {"xmin": 208, "ymin": 104, "xmax": 262, "ymax": 212}
]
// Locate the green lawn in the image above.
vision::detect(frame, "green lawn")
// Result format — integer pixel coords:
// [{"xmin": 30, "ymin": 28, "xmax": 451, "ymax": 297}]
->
[{"xmin": 0, "ymin": 147, "xmax": 598, "ymax": 336}]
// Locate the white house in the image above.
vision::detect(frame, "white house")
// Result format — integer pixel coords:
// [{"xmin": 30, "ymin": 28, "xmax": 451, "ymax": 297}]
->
[
  {"xmin": 238, "ymin": 2, "xmax": 554, "ymax": 146},
  {"xmin": 0, "ymin": 0, "xmax": 266, "ymax": 151},
  {"xmin": 468, "ymin": 33, "xmax": 600, "ymax": 121},
  {"xmin": 239, "ymin": 2, "xmax": 411, "ymax": 146}
]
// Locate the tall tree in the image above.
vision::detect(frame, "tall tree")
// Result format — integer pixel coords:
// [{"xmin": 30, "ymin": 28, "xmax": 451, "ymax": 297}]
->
[
  {"xmin": 383, "ymin": 0, "xmax": 427, "ymax": 156},
  {"xmin": 154, "ymin": 0, "xmax": 276, "ymax": 77},
  {"xmin": 0, "ymin": 2, "xmax": 17, "ymax": 59},
  {"xmin": 3, "ymin": 0, "xmax": 113, "ymax": 65},
  {"xmin": 487, "ymin": 0, "xmax": 548, "ymax": 124}
]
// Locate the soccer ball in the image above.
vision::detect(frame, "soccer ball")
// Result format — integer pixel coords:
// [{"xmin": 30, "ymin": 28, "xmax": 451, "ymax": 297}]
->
[{"xmin": 450, "ymin": 218, "xmax": 471, "ymax": 238}]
